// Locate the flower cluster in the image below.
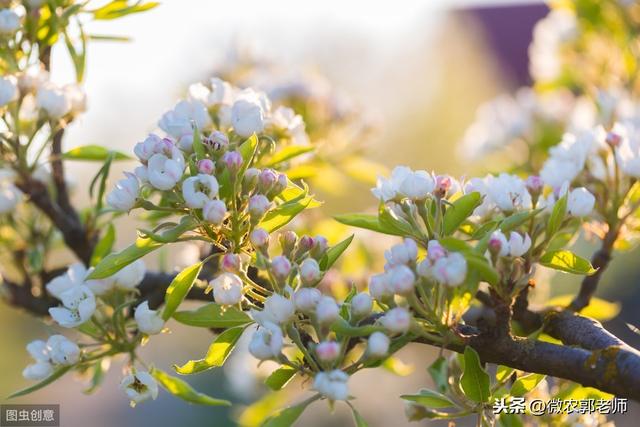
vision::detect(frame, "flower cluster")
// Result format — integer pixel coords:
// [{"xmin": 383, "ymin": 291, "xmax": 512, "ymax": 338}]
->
[{"xmin": 23, "ymin": 335, "xmax": 80, "ymax": 380}]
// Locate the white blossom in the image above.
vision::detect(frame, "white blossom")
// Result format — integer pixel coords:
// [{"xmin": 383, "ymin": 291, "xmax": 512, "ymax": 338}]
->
[
  {"xmin": 251, "ymin": 293, "xmax": 295, "ymax": 326},
  {"xmin": 0, "ymin": 180, "xmax": 22, "ymax": 213},
  {"xmin": 508, "ymin": 232, "xmax": 532, "ymax": 257},
  {"xmin": 49, "ymin": 285, "xmax": 96, "ymax": 328},
  {"xmin": 316, "ymin": 295, "xmax": 340, "ymax": 325},
  {"xmin": 46, "ymin": 335, "xmax": 80, "ymax": 365},
  {"xmin": 210, "ymin": 272, "xmax": 243, "ymax": 305},
  {"xmin": 486, "ymin": 173, "xmax": 532, "ymax": 212},
  {"xmin": 350, "ymin": 292, "xmax": 373, "ymax": 318},
  {"xmin": 45, "ymin": 263, "xmax": 88, "ymax": 299},
  {"xmin": 368, "ymin": 272, "xmax": 393, "ymax": 301},
  {"xmin": 432, "ymin": 253, "xmax": 467, "ymax": 287},
  {"xmin": 248, "ymin": 322, "xmax": 283, "ymax": 360},
  {"xmin": 294, "ymin": 287, "xmax": 322, "ymax": 313},
  {"xmin": 147, "ymin": 153, "xmax": 183, "ymax": 190},
  {"xmin": 182, "ymin": 174, "xmax": 219, "ymax": 208},
  {"xmin": 22, "ymin": 361, "xmax": 53, "ymax": 380},
  {"xmin": 134, "ymin": 301, "xmax": 165, "ymax": 335},
  {"xmin": 388, "ymin": 264, "xmax": 416, "ymax": 295},
  {"xmin": 367, "ymin": 332, "xmax": 390, "ymax": 358},
  {"xmin": 231, "ymin": 90, "xmax": 270, "ymax": 137},
  {"xmin": 203, "ymin": 199, "xmax": 227, "ymax": 225},
  {"xmin": 0, "ymin": 9, "xmax": 20, "ymax": 34},
  {"xmin": 489, "ymin": 230, "xmax": 510, "ymax": 257},
  {"xmin": 120, "ymin": 371, "xmax": 159, "ymax": 406},
  {"xmin": 158, "ymin": 99, "xmax": 212, "ymax": 138},
  {"xmin": 36, "ymin": 83, "xmax": 71, "ymax": 119},
  {"xmin": 299, "ymin": 258, "xmax": 321, "ymax": 285},
  {"xmin": 384, "ymin": 238, "xmax": 418, "ymax": 266},
  {"xmin": 313, "ymin": 370, "xmax": 349, "ymax": 401},
  {"xmin": 0, "ymin": 75, "xmax": 18, "ymax": 106},
  {"xmin": 380, "ymin": 307, "xmax": 411, "ymax": 334},
  {"xmin": 567, "ymin": 187, "xmax": 595, "ymax": 217},
  {"xmin": 112, "ymin": 259, "xmax": 146, "ymax": 290},
  {"xmin": 106, "ymin": 173, "xmax": 139, "ymax": 211},
  {"xmin": 372, "ymin": 166, "xmax": 435, "ymax": 202}
]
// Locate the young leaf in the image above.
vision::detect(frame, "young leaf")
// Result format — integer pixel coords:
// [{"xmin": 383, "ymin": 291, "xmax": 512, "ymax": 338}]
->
[
  {"xmin": 90, "ymin": 223, "xmax": 115, "ymax": 266},
  {"xmin": 510, "ymin": 373, "xmax": 545, "ymax": 397},
  {"xmin": 162, "ymin": 262, "xmax": 203, "ymax": 321},
  {"xmin": 192, "ymin": 126, "xmax": 205, "ymax": 160},
  {"xmin": 319, "ymin": 234, "xmax": 354, "ymax": 270},
  {"xmin": 349, "ymin": 404, "xmax": 369, "ymax": 427},
  {"xmin": 334, "ymin": 213, "xmax": 403, "ymax": 236},
  {"xmin": 262, "ymin": 395, "xmax": 319, "ymax": 427},
  {"xmin": 239, "ymin": 133, "xmax": 259, "ymax": 164},
  {"xmin": 400, "ymin": 389, "xmax": 456, "ymax": 409},
  {"xmin": 265, "ymin": 366, "xmax": 297, "ymax": 391},
  {"xmin": 442, "ymin": 192, "xmax": 481, "ymax": 235},
  {"xmin": 460, "ymin": 346, "xmax": 490, "ymax": 403},
  {"xmin": 265, "ymin": 146, "xmax": 314, "ymax": 167},
  {"xmin": 87, "ymin": 217, "xmax": 197, "ymax": 279},
  {"xmin": 428, "ymin": 357, "xmax": 449, "ymax": 393},
  {"xmin": 174, "ymin": 327, "xmax": 245, "ymax": 375},
  {"xmin": 539, "ymin": 250, "xmax": 597, "ymax": 275},
  {"xmin": 500, "ymin": 209, "xmax": 541, "ymax": 232},
  {"xmin": 8, "ymin": 366, "xmax": 72, "ymax": 398},
  {"xmin": 151, "ymin": 368, "xmax": 230, "ymax": 406},
  {"xmin": 173, "ymin": 303, "xmax": 253, "ymax": 328},
  {"xmin": 381, "ymin": 356, "xmax": 414, "ymax": 376},
  {"xmin": 62, "ymin": 144, "xmax": 132, "ymax": 161},
  {"xmin": 259, "ymin": 197, "xmax": 313, "ymax": 232},
  {"xmin": 546, "ymin": 193, "xmax": 567, "ymax": 238}
]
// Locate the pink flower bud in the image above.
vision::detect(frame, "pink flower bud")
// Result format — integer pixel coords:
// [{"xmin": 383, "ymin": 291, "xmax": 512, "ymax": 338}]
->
[
  {"xmin": 316, "ymin": 296, "xmax": 339, "ymax": 325},
  {"xmin": 368, "ymin": 273, "xmax": 392, "ymax": 301},
  {"xmin": 197, "ymin": 159, "xmax": 215, "ymax": 174},
  {"xmin": 351, "ymin": 292, "xmax": 372, "ymax": 317},
  {"xmin": 310, "ymin": 236, "xmax": 328, "ymax": 259},
  {"xmin": 248, "ymin": 194, "xmax": 271, "ymax": 221},
  {"xmin": 243, "ymin": 167, "xmax": 260, "ymax": 192},
  {"xmin": 250, "ymin": 228, "xmax": 270, "ymax": 248},
  {"xmin": 271, "ymin": 256, "xmax": 292, "ymax": 280},
  {"xmin": 427, "ymin": 240, "xmax": 446, "ymax": 262},
  {"xmin": 606, "ymin": 131, "xmax": 622, "ymax": 148},
  {"xmin": 221, "ymin": 151, "xmax": 243, "ymax": 174},
  {"xmin": 294, "ymin": 287, "xmax": 322, "ymax": 313},
  {"xmin": 208, "ymin": 130, "xmax": 229, "ymax": 150},
  {"xmin": 316, "ymin": 341, "xmax": 341, "ymax": 362},
  {"xmin": 380, "ymin": 307, "xmax": 411, "ymax": 334},
  {"xmin": 489, "ymin": 230, "xmax": 509, "ymax": 257},
  {"xmin": 297, "ymin": 235, "xmax": 315, "ymax": 253},
  {"xmin": 203, "ymin": 199, "xmax": 227, "ymax": 225},
  {"xmin": 221, "ymin": 253, "xmax": 241, "ymax": 273},
  {"xmin": 269, "ymin": 173, "xmax": 287, "ymax": 196},
  {"xmin": 389, "ymin": 265, "xmax": 416, "ymax": 295},
  {"xmin": 258, "ymin": 169, "xmax": 278, "ymax": 193},
  {"xmin": 279, "ymin": 231, "xmax": 298, "ymax": 255},
  {"xmin": 434, "ymin": 175, "xmax": 452, "ymax": 197},
  {"xmin": 299, "ymin": 258, "xmax": 321, "ymax": 285},
  {"xmin": 525, "ymin": 175, "xmax": 544, "ymax": 194}
]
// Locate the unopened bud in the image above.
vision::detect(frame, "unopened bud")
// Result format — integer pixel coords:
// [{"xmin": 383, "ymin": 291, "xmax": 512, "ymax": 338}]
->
[
  {"xmin": 316, "ymin": 296, "xmax": 339, "ymax": 325},
  {"xmin": 248, "ymin": 194, "xmax": 271, "ymax": 223},
  {"xmin": 299, "ymin": 258, "xmax": 321, "ymax": 285},
  {"xmin": 294, "ymin": 287, "xmax": 322, "ymax": 313},
  {"xmin": 250, "ymin": 228, "xmax": 270, "ymax": 248},
  {"xmin": 367, "ymin": 331, "xmax": 390, "ymax": 358},
  {"xmin": 197, "ymin": 159, "xmax": 215, "ymax": 174},
  {"xmin": 434, "ymin": 175, "xmax": 452, "ymax": 198},
  {"xmin": 203, "ymin": 199, "xmax": 227, "ymax": 225},
  {"xmin": 368, "ymin": 273, "xmax": 393, "ymax": 301},
  {"xmin": 489, "ymin": 230, "xmax": 509, "ymax": 257},
  {"xmin": 606, "ymin": 131, "xmax": 622, "ymax": 148},
  {"xmin": 242, "ymin": 167, "xmax": 260, "ymax": 193},
  {"xmin": 279, "ymin": 231, "xmax": 298, "ymax": 256},
  {"xmin": 258, "ymin": 169, "xmax": 278, "ymax": 193},
  {"xmin": 221, "ymin": 151, "xmax": 243, "ymax": 174},
  {"xmin": 380, "ymin": 307, "xmax": 411, "ymax": 334},
  {"xmin": 271, "ymin": 256, "xmax": 292, "ymax": 281},
  {"xmin": 351, "ymin": 292, "xmax": 372, "ymax": 318},
  {"xmin": 316, "ymin": 341, "xmax": 341, "ymax": 362},
  {"xmin": 221, "ymin": 253, "xmax": 241, "ymax": 273},
  {"xmin": 525, "ymin": 175, "xmax": 544, "ymax": 195},
  {"xmin": 389, "ymin": 265, "xmax": 416, "ymax": 295},
  {"xmin": 268, "ymin": 173, "xmax": 288, "ymax": 197},
  {"xmin": 310, "ymin": 236, "xmax": 328, "ymax": 260}
]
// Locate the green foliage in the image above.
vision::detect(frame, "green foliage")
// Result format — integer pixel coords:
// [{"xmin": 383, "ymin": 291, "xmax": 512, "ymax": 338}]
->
[
  {"xmin": 539, "ymin": 250, "xmax": 597, "ymax": 275},
  {"xmin": 460, "ymin": 347, "xmax": 490, "ymax": 403},
  {"xmin": 173, "ymin": 303, "xmax": 253, "ymax": 328},
  {"xmin": 174, "ymin": 327, "xmax": 245, "ymax": 375},
  {"xmin": 400, "ymin": 390, "xmax": 456, "ymax": 409},
  {"xmin": 8, "ymin": 366, "xmax": 72, "ymax": 399},
  {"xmin": 151, "ymin": 368, "xmax": 230, "ymax": 406},
  {"xmin": 319, "ymin": 234, "xmax": 354, "ymax": 270},
  {"xmin": 162, "ymin": 262, "xmax": 203, "ymax": 321},
  {"xmin": 443, "ymin": 192, "xmax": 482, "ymax": 235},
  {"xmin": 265, "ymin": 367, "xmax": 297, "ymax": 391}
]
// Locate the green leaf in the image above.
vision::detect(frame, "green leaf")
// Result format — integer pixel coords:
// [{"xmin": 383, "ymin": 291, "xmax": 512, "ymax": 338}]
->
[
  {"xmin": 84, "ymin": 359, "xmax": 109, "ymax": 395},
  {"xmin": 239, "ymin": 133, "xmax": 259, "ymax": 164},
  {"xmin": 539, "ymin": 250, "xmax": 597, "ymax": 275},
  {"xmin": 400, "ymin": 389, "xmax": 456, "ymax": 409},
  {"xmin": 87, "ymin": 217, "xmax": 197, "ymax": 279},
  {"xmin": 93, "ymin": 1, "xmax": 160, "ymax": 20},
  {"xmin": 259, "ymin": 197, "xmax": 313, "ymax": 232},
  {"xmin": 381, "ymin": 357, "xmax": 414, "ymax": 376},
  {"xmin": 62, "ymin": 145, "xmax": 132, "ymax": 161},
  {"xmin": 8, "ymin": 366, "xmax": 72, "ymax": 398},
  {"xmin": 510, "ymin": 373, "xmax": 545, "ymax": 397},
  {"xmin": 545, "ymin": 295, "xmax": 620, "ymax": 321},
  {"xmin": 465, "ymin": 253, "xmax": 499, "ymax": 286},
  {"xmin": 261, "ymin": 396, "xmax": 319, "ymax": 427},
  {"xmin": 334, "ymin": 213, "xmax": 403, "ymax": 236},
  {"xmin": 500, "ymin": 209, "xmax": 541, "ymax": 232},
  {"xmin": 90, "ymin": 223, "xmax": 115, "ymax": 266},
  {"xmin": 151, "ymin": 368, "xmax": 230, "ymax": 406},
  {"xmin": 173, "ymin": 303, "xmax": 253, "ymax": 328},
  {"xmin": 546, "ymin": 193, "xmax": 567, "ymax": 237},
  {"xmin": 443, "ymin": 192, "xmax": 481, "ymax": 235},
  {"xmin": 428, "ymin": 357, "xmax": 449, "ymax": 393},
  {"xmin": 319, "ymin": 234, "xmax": 353, "ymax": 270},
  {"xmin": 174, "ymin": 327, "xmax": 245, "ymax": 374},
  {"xmin": 379, "ymin": 204, "xmax": 415, "ymax": 237},
  {"xmin": 265, "ymin": 145, "xmax": 314, "ymax": 167},
  {"xmin": 162, "ymin": 262, "xmax": 203, "ymax": 321},
  {"xmin": 265, "ymin": 366, "xmax": 297, "ymax": 391},
  {"xmin": 192, "ymin": 126, "xmax": 205, "ymax": 160},
  {"xmin": 349, "ymin": 405, "xmax": 369, "ymax": 427},
  {"xmin": 460, "ymin": 346, "xmax": 490, "ymax": 403}
]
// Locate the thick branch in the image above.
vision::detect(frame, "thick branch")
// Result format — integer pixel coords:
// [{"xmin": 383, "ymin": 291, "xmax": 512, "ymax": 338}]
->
[
  {"xmin": 50, "ymin": 129, "xmax": 78, "ymax": 218},
  {"xmin": 418, "ymin": 329, "xmax": 640, "ymax": 401}
]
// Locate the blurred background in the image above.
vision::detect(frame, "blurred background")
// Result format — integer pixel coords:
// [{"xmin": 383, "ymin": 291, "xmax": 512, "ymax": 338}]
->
[{"xmin": 2, "ymin": 0, "xmax": 639, "ymax": 425}]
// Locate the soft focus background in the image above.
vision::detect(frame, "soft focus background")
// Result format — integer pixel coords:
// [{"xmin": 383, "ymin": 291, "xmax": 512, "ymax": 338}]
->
[{"xmin": 2, "ymin": 0, "xmax": 640, "ymax": 425}]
